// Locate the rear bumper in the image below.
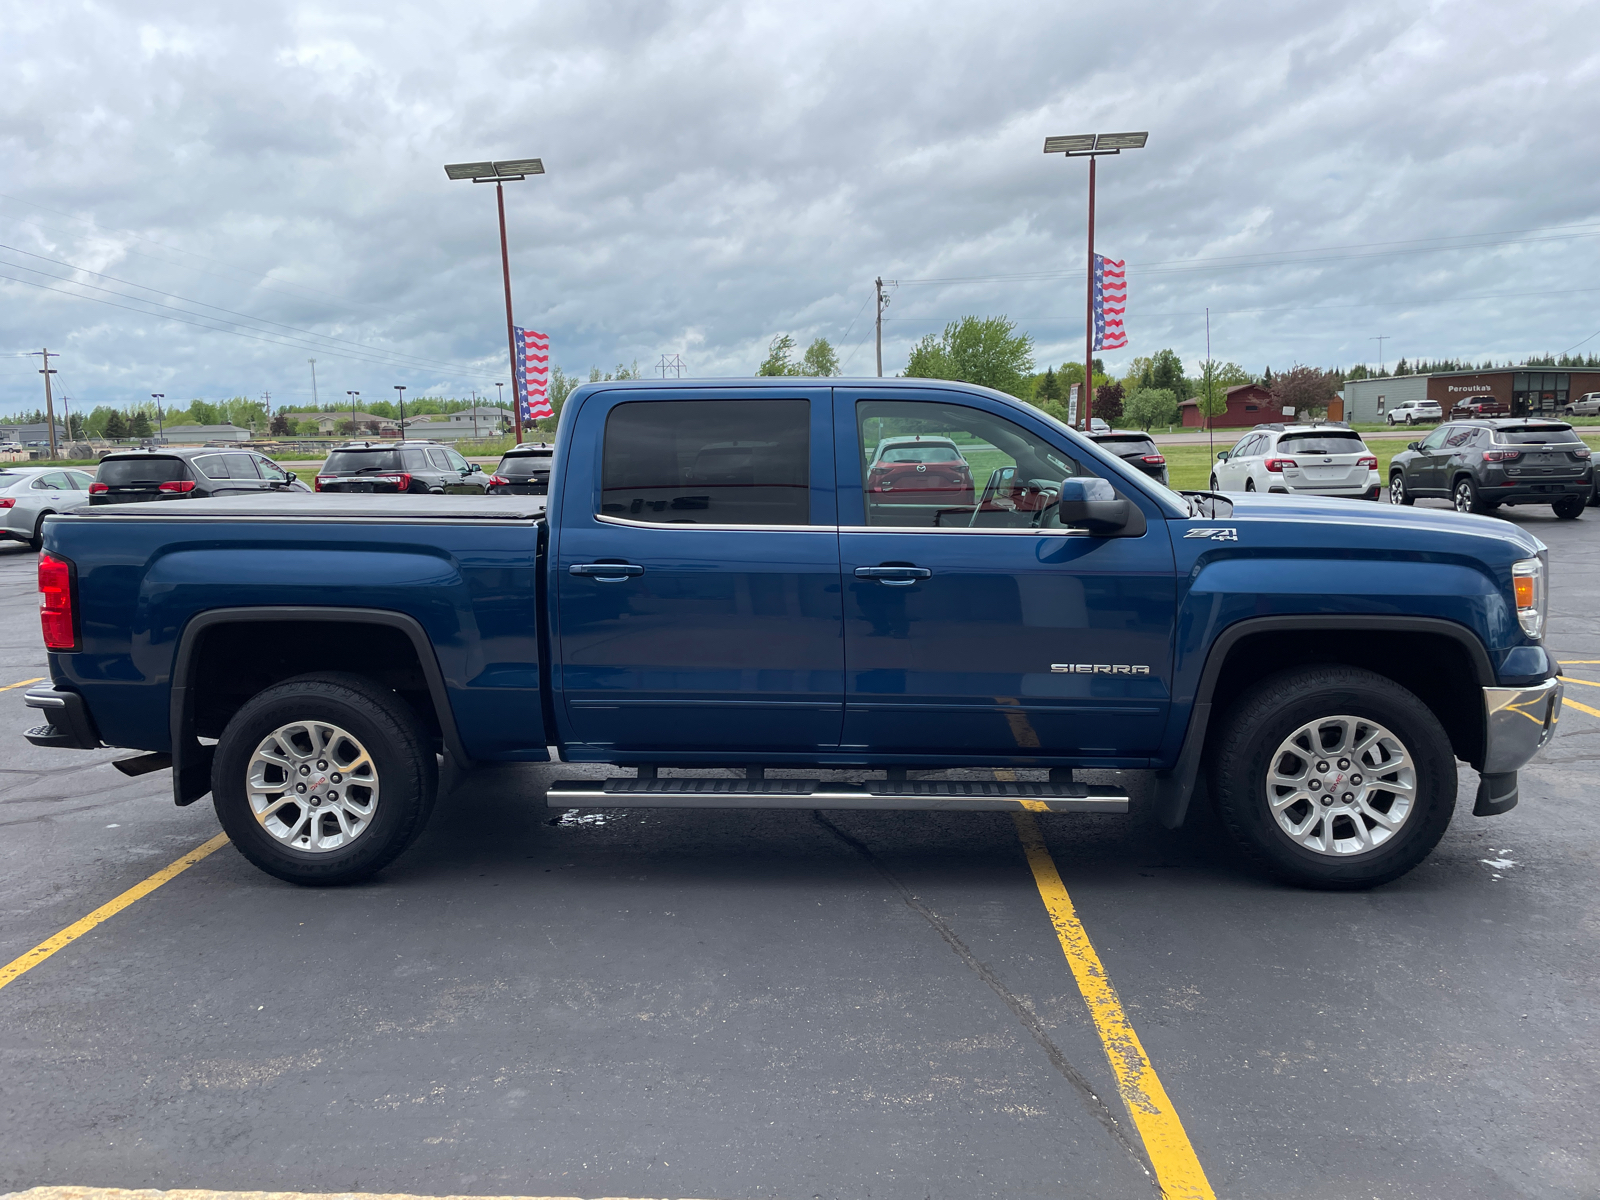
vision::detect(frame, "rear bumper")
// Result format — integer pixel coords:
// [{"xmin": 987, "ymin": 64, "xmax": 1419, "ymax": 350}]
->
[
  {"xmin": 1482, "ymin": 677, "xmax": 1561, "ymax": 775},
  {"xmin": 22, "ymin": 684, "xmax": 102, "ymax": 749},
  {"xmin": 1485, "ymin": 480, "xmax": 1591, "ymax": 503}
]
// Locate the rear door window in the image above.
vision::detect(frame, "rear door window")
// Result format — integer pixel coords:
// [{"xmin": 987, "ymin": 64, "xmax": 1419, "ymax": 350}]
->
[
  {"xmin": 194, "ymin": 454, "xmax": 231, "ymax": 479},
  {"xmin": 402, "ymin": 449, "xmax": 431, "ymax": 472},
  {"xmin": 601, "ymin": 399, "xmax": 810, "ymax": 525},
  {"xmin": 224, "ymin": 453, "xmax": 262, "ymax": 478},
  {"xmin": 426, "ymin": 448, "xmax": 454, "ymax": 471},
  {"xmin": 98, "ymin": 457, "xmax": 186, "ymax": 485}
]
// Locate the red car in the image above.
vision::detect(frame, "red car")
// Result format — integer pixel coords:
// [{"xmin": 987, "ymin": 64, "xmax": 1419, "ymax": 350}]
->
[{"xmin": 865, "ymin": 435, "xmax": 975, "ymax": 506}]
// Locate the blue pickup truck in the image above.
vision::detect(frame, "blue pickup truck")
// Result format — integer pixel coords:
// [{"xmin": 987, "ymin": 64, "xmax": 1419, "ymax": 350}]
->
[{"xmin": 24, "ymin": 379, "xmax": 1563, "ymax": 889}]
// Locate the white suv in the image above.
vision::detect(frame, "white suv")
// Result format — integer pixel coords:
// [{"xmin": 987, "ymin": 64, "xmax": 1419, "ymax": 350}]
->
[
  {"xmin": 1385, "ymin": 399, "xmax": 1442, "ymax": 425},
  {"xmin": 1564, "ymin": 392, "xmax": 1600, "ymax": 416},
  {"xmin": 1210, "ymin": 425, "xmax": 1380, "ymax": 500}
]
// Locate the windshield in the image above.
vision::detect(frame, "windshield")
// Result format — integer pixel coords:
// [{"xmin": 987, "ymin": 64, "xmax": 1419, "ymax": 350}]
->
[
  {"xmin": 1277, "ymin": 433, "xmax": 1367, "ymax": 454},
  {"xmin": 498, "ymin": 454, "xmax": 550, "ymax": 476},
  {"xmin": 1027, "ymin": 404, "xmax": 1192, "ymax": 517},
  {"xmin": 879, "ymin": 444, "xmax": 961, "ymax": 464},
  {"xmin": 98, "ymin": 457, "xmax": 186, "ymax": 485},
  {"xmin": 1494, "ymin": 428, "xmax": 1582, "ymax": 445},
  {"xmin": 324, "ymin": 449, "xmax": 403, "ymax": 473}
]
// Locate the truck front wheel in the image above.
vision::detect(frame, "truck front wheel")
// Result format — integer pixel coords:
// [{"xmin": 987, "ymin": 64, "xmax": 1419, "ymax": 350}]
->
[
  {"xmin": 211, "ymin": 673, "xmax": 437, "ymax": 885},
  {"xmin": 1208, "ymin": 666, "xmax": 1456, "ymax": 889}
]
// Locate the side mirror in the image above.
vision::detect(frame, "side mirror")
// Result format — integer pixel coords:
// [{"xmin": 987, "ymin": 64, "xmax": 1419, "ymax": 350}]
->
[
  {"xmin": 1407, "ymin": 442, "xmax": 1420, "ymax": 451},
  {"xmin": 1057, "ymin": 477, "xmax": 1142, "ymax": 536},
  {"xmin": 471, "ymin": 463, "xmax": 483, "ymax": 473},
  {"xmin": 1216, "ymin": 450, "xmax": 1230, "ymax": 461}
]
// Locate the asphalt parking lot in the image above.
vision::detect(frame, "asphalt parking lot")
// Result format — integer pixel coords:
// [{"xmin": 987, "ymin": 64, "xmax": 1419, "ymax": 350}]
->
[{"xmin": 2, "ymin": 500, "xmax": 1598, "ymax": 1200}]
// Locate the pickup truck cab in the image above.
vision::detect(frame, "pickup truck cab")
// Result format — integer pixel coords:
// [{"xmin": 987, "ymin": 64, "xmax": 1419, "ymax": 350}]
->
[{"xmin": 24, "ymin": 378, "xmax": 1563, "ymax": 890}]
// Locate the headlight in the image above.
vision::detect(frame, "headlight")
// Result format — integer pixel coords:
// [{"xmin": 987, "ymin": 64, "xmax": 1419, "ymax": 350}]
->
[{"xmin": 1513, "ymin": 558, "xmax": 1544, "ymax": 639}]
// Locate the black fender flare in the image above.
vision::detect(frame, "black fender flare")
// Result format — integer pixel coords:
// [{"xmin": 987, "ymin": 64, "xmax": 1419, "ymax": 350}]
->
[
  {"xmin": 1152, "ymin": 614, "xmax": 1493, "ymax": 829},
  {"xmin": 169, "ymin": 605, "xmax": 471, "ymax": 806}
]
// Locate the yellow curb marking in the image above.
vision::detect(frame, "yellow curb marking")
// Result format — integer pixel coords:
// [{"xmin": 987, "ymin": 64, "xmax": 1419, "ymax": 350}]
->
[
  {"xmin": 1559, "ymin": 675, "xmax": 1600, "ymax": 687},
  {"xmin": 1562, "ymin": 695, "xmax": 1600, "ymax": 720},
  {"xmin": 1013, "ymin": 811, "xmax": 1216, "ymax": 1199},
  {"xmin": 1, "ymin": 676, "xmax": 46, "ymax": 692},
  {"xmin": 0, "ymin": 833, "xmax": 230, "ymax": 993},
  {"xmin": 1557, "ymin": 660, "xmax": 1600, "ymax": 664}
]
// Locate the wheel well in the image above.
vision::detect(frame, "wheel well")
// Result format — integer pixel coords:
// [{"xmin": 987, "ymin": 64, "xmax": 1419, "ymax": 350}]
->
[
  {"xmin": 187, "ymin": 620, "xmax": 443, "ymax": 750},
  {"xmin": 1208, "ymin": 629, "xmax": 1484, "ymax": 768}
]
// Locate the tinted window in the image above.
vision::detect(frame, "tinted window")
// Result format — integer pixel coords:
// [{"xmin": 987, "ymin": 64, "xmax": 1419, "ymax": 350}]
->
[
  {"xmin": 98, "ymin": 457, "xmax": 186, "ymax": 485},
  {"xmin": 498, "ymin": 454, "xmax": 550, "ymax": 477},
  {"xmin": 1444, "ymin": 427, "xmax": 1476, "ymax": 448},
  {"xmin": 1495, "ymin": 428, "xmax": 1583, "ymax": 445},
  {"xmin": 1277, "ymin": 433, "xmax": 1367, "ymax": 454},
  {"xmin": 1095, "ymin": 435, "xmax": 1157, "ymax": 455},
  {"xmin": 879, "ymin": 444, "xmax": 962, "ymax": 464},
  {"xmin": 426, "ymin": 448, "xmax": 453, "ymax": 471},
  {"xmin": 194, "ymin": 454, "xmax": 231, "ymax": 479},
  {"xmin": 856, "ymin": 399, "xmax": 1082, "ymax": 529},
  {"xmin": 402, "ymin": 449, "xmax": 431, "ymax": 471},
  {"xmin": 444, "ymin": 448, "xmax": 471, "ymax": 472},
  {"xmin": 1418, "ymin": 427, "xmax": 1453, "ymax": 450},
  {"xmin": 602, "ymin": 399, "xmax": 810, "ymax": 526},
  {"xmin": 324, "ymin": 450, "xmax": 403, "ymax": 474},
  {"xmin": 224, "ymin": 453, "xmax": 261, "ymax": 479}
]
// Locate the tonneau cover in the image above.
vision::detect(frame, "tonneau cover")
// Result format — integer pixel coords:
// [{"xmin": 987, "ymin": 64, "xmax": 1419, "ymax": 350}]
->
[{"xmin": 71, "ymin": 493, "xmax": 547, "ymax": 521}]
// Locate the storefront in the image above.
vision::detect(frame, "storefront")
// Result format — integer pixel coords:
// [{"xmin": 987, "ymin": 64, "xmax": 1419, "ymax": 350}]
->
[{"xmin": 1345, "ymin": 368, "xmax": 1600, "ymax": 423}]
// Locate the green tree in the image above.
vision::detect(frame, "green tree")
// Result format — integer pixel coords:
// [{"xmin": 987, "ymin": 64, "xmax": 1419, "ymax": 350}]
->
[
  {"xmin": 1149, "ymin": 349, "xmax": 1186, "ymax": 398},
  {"xmin": 1035, "ymin": 367, "xmax": 1062, "ymax": 407},
  {"xmin": 549, "ymin": 366, "xmax": 579, "ymax": 420},
  {"xmin": 800, "ymin": 337, "xmax": 841, "ymax": 377},
  {"xmin": 758, "ymin": 335, "xmax": 798, "ymax": 376},
  {"xmin": 128, "ymin": 411, "xmax": 153, "ymax": 438},
  {"xmin": 269, "ymin": 412, "xmax": 292, "ymax": 436},
  {"xmin": 903, "ymin": 316, "xmax": 1035, "ymax": 397},
  {"xmin": 1270, "ymin": 365, "xmax": 1340, "ymax": 418},
  {"xmin": 104, "ymin": 410, "xmax": 128, "ymax": 439},
  {"xmin": 1122, "ymin": 387, "xmax": 1179, "ymax": 431},
  {"xmin": 66, "ymin": 413, "xmax": 85, "ymax": 439}
]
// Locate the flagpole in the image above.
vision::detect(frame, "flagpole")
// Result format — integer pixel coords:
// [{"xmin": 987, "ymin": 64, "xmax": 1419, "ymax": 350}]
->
[
  {"xmin": 497, "ymin": 180, "xmax": 524, "ymax": 446},
  {"xmin": 1084, "ymin": 154, "xmax": 1096, "ymax": 430}
]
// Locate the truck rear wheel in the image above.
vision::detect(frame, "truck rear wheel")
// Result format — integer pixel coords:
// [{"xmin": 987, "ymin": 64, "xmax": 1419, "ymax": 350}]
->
[
  {"xmin": 211, "ymin": 673, "xmax": 437, "ymax": 886},
  {"xmin": 1208, "ymin": 666, "xmax": 1456, "ymax": 889}
]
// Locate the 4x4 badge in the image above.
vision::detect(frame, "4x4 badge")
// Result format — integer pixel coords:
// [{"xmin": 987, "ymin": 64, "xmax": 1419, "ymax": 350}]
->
[{"xmin": 1184, "ymin": 527, "xmax": 1238, "ymax": 541}]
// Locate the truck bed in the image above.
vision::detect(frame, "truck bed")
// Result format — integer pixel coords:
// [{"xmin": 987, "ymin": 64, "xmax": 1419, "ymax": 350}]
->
[{"xmin": 73, "ymin": 494, "xmax": 547, "ymax": 521}]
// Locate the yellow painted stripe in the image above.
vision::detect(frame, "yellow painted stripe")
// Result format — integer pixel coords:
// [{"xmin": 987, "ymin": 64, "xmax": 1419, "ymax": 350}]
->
[
  {"xmin": 1, "ymin": 676, "xmax": 45, "ymax": 692},
  {"xmin": 0, "ymin": 832, "xmax": 230, "ymax": 993},
  {"xmin": 1013, "ymin": 812, "xmax": 1216, "ymax": 1199},
  {"xmin": 1563, "ymin": 695, "xmax": 1600, "ymax": 720},
  {"xmin": 992, "ymin": 767, "xmax": 1052, "ymax": 811},
  {"xmin": 1559, "ymin": 675, "xmax": 1600, "ymax": 688},
  {"xmin": 1558, "ymin": 660, "xmax": 1600, "ymax": 664}
]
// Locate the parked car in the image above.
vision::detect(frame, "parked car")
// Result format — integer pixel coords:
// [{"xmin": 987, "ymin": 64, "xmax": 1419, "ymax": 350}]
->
[
  {"xmin": 1450, "ymin": 395, "xmax": 1510, "ymax": 419},
  {"xmin": 1388, "ymin": 419, "xmax": 1594, "ymax": 517},
  {"xmin": 314, "ymin": 441, "xmax": 489, "ymax": 494},
  {"xmin": 0, "ymin": 467, "xmax": 96, "ymax": 549},
  {"xmin": 90, "ymin": 448, "xmax": 304, "ymax": 506},
  {"xmin": 26, "ymin": 377, "xmax": 1563, "ymax": 893},
  {"xmin": 1085, "ymin": 429, "xmax": 1168, "ymax": 485},
  {"xmin": 1563, "ymin": 392, "xmax": 1600, "ymax": 417},
  {"xmin": 1385, "ymin": 399, "xmax": 1442, "ymax": 426},
  {"xmin": 1209, "ymin": 424, "xmax": 1380, "ymax": 500},
  {"xmin": 1078, "ymin": 417, "xmax": 1111, "ymax": 434},
  {"xmin": 864, "ymin": 434, "xmax": 975, "ymax": 509},
  {"xmin": 487, "ymin": 442, "xmax": 554, "ymax": 495}
]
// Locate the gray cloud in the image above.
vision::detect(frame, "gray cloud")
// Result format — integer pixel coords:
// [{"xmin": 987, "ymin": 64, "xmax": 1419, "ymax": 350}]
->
[{"xmin": 2, "ymin": 0, "xmax": 1597, "ymax": 414}]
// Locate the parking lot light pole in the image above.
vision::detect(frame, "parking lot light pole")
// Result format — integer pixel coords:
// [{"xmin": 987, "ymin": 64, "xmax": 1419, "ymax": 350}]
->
[
  {"xmin": 1043, "ymin": 132, "xmax": 1148, "ymax": 429},
  {"xmin": 151, "ymin": 394, "xmax": 164, "ymax": 445},
  {"xmin": 445, "ymin": 157, "xmax": 545, "ymax": 446},
  {"xmin": 394, "ymin": 386, "xmax": 406, "ymax": 435},
  {"xmin": 346, "ymin": 390, "xmax": 360, "ymax": 436}
]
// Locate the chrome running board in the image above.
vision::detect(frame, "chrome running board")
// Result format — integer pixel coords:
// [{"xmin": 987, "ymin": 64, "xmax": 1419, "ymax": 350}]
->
[{"xmin": 546, "ymin": 776, "xmax": 1129, "ymax": 814}]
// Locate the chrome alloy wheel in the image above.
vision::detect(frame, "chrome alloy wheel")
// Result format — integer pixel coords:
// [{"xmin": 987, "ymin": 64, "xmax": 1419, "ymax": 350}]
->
[
  {"xmin": 1389, "ymin": 474, "xmax": 1407, "ymax": 505},
  {"xmin": 246, "ymin": 720, "xmax": 380, "ymax": 853},
  {"xmin": 1266, "ymin": 715, "xmax": 1415, "ymax": 856}
]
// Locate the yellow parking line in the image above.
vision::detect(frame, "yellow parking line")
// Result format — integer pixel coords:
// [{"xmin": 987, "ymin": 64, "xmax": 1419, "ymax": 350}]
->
[
  {"xmin": 1558, "ymin": 660, "xmax": 1600, "ymax": 664},
  {"xmin": 1563, "ymin": 696, "xmax": 1600, "ymax": 720},
  {"xmin": 1, "ymin": 676, "xmax": 45, "ymax": 692},
  {"xmin": 0, "ymin": 832, "xmax": 230, "ymax": 993},
  {"xmin": 1560, "ymin": 676, "xmax": 1600, "ymax": 688},
  {"xmin": 1013, "ymin": 812, "xmax": 1216, "ymax": 1199}
]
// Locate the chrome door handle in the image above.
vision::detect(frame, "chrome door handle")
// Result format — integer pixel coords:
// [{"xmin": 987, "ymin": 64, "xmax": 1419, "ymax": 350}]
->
[
  {"xmin": 569, "ymin": 563, "xmax": 644, "ymax": 581},
  {"xmin": 855, "ymin": 566, "xmax": 931, "ymax": 586}
]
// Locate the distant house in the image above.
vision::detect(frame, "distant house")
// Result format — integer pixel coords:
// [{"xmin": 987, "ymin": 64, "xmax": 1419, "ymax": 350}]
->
[
  {"xmin": 403, "ymin": 406, "xmax": 513, "ymax": 441},
  {"xmin": 311, "ymin": 411, "xmax": 399, "ymax": 435},
  {"xmin": 159, "ymin": 424, "xmax": 252, "ymax": 444},
  {"xmin": 1179, "ymin": 383, "xmax": 1282, "ymax": 429}
]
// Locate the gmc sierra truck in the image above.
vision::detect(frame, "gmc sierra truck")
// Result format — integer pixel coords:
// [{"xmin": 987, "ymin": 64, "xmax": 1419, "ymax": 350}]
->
[{"xmin": 23, "ymin": 378, "xmax": 1563, "ymax": 889}]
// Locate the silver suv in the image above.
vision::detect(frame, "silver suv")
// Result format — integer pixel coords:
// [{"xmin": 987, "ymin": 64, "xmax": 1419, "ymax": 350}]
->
[{"xmin": 1385, "ymin": 398, "xmax": 1442, "ymax": 425}]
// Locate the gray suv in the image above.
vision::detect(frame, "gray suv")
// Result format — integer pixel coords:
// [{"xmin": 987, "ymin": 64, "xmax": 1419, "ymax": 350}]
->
[{"xmin": 1388, "ymin": 419, "xmax": 1594, "ymax": 517}]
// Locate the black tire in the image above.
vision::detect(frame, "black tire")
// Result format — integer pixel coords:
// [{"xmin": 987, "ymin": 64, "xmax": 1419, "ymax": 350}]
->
[
  {"xmin": 28, "ymin": 511, "xmax": 54, "ymax": 552},
  {"xmin": 211, "ymin": 672, "xmax": 437, "ymax": 885},
  {"xmin": 1208, "ymin": 666, "xmax": 1456, "ymax": 889},
  {"xmin": 1389, "ymin": 472, "xmax": 1413, "ymax": 506},
  {"xmin": 1244, "ymin": 478, "xmax": 1257, "ymax": 492},
  {"xmin": 1453, "ymin": 475, "xmax": 1488, "ymax": 514},
  {"xmin": 1209, "ymin": 473, "xmax": 1220, "ymax": 491},
  {"xmin": 1553, "ymin": 495, "xmax": 1585, "ymax": 519}
]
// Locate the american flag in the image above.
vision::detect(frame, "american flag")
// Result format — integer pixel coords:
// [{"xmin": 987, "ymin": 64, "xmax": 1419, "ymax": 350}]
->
[
  {"xmin": 1093, "ymin": 254, "xmax": 1127, "ymax": 351},
  {"xmin": 512, "ymin": 327, "xmax": 552, "ymax": 422}
]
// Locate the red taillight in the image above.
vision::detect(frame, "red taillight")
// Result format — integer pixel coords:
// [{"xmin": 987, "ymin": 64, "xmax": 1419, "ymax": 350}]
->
[
  {"xmin": 0, "ymin": 497, "xmax": 13, "ymax": 509},
  {"xmin": 315, "ymin": 476, "xmax": 333, "ymax": 491},
  {"xmin": 88, "ymin": 482, "xmax": 108, "ymax": 494},
  {"xmin": 1264, "ymin": 457, "xmax": 1297, "ymax": 472},
  {"xmin": 157, "ymin": 479, "xmax": 197, "ymax": 493},
  {"xmin": 1575, "ymin": 447, "xmax": 1593, "ymax": 459},
  {"xmin": 1141, "ymin": 454, "xmax": 1166, "ymax": 465},
  {"xmin": 39, "ymin": 551, "xmax": 78, "ymax": 651},
  {"xmin": 1358, "ymin": 455, "xmax": 1378, "ymax": 469},
  {"xmin": 1483, "ymin": 449, "xmax": 1521, "ymax": 462},
  {"xmin": 488, "ymin": 474, "xmax": 511, "ymax": 486},
  {"xmin": 382, "ymin": 473, "xmax": 412, "ymax": 491}
]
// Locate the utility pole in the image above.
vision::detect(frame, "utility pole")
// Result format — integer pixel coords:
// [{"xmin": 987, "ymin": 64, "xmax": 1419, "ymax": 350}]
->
[
  {"xmin": 31, "ymin": 349, "xmax": 59, "ymax": 459},
  {"xmin": 1371, "ymin": 335, "xmax": 1390, "ymax": 374},
  {"xmin": 394, "ymin": 385, "xmax": 406, "ymax": 434},
  {"xmin": 308, "ymin": 358, "xmax": 319, "ymax": 407},
  {"xmin": 874, "ymin": 277, "xmax": 894, "ymax": 377},
  {"xmin": 151, "ymin": 393, "xmax": 165, "ymax": 444}
]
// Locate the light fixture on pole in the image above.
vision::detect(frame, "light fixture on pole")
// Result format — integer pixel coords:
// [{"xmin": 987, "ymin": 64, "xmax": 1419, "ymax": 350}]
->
[
  {"xmin": 444, "ymin": 157, "xmax": 545, "ymax": 446},
  {"xmin": 151, "ymin": 394, "xmax": 165, "ymax": 444},
  {"xmin": 394, "ymin": 385, "xmax": 407, "ymax": 434},
  {"xmin": 346, "ymin": 390, "xmax": 360, "ymax": 435},
  {"xmin": 1043, "ymin": 131, "xmax": 1148, "ymax": 430}
]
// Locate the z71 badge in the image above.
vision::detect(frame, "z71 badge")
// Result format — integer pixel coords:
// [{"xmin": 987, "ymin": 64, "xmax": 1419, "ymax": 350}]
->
[{"xmin": 1183, "ymin": 527, "xmax": 1238, "ymax": 541}]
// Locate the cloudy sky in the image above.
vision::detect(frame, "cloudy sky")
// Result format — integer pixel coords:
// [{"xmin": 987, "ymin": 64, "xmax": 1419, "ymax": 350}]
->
[{"xmin": 2, "ymin": 0, "xmax": 1597, "ymax": 416}]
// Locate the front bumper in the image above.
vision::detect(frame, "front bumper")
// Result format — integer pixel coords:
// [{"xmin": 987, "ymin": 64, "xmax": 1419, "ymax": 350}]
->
[
  {"xmin": 1482, "ymin": 677, "xmax": 1561, "ymax": 774},
  {"xmin": 22, "ymin": 683, "xmax": 102, "ymax": 749}
]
